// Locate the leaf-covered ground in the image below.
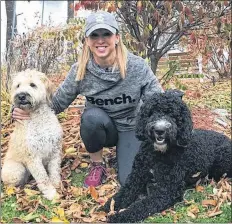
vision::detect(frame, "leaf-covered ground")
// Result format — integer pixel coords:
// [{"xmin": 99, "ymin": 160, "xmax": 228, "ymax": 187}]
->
[{"xmin": 1, "ymin": 76, "xmax": 231, "ymax": 223}]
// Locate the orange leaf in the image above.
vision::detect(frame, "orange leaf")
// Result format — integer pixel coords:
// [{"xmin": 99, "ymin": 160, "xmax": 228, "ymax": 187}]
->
[
  {"xmin": 202, "ymin": 199, "xmax": 217, "ymax": 207},
  {"xmin": 196, "ymin": 185, "xmax": 204, "ymax": 192},
  {"xmin": 89, "ymin": 186, "xmax": 99, "ymax": 201}
]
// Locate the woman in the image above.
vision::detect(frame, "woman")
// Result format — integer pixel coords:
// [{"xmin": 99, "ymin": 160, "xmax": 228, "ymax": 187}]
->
[{"xmin": 12, "ymin": 11, "xmax": 163, "ymax": 187}]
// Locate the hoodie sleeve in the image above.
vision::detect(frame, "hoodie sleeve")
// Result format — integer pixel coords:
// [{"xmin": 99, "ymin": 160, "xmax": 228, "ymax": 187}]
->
[
  {"xmin": 52, "ymin": 63, "xmax": 80, "ymax": 114},
  {"xmin": 141, "ymin": 63, "xmax": 164, "ymax": 101}
]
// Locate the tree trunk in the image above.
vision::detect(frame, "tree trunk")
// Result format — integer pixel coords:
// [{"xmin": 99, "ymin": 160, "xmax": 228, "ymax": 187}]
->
[
  {"xmin": 67, "ymin": 0, "xmax": 74, "ymax": 23},
  {"xmin": 150, "ymin": 54, "xmax": 160, "ymax": 75},
  {"xmin": 5, "ymin": 0, "xmax": 15, "ymax": 53},
  {"xmin": 5, "ymin": 0, "xmax": 16, "ymax": 90}
]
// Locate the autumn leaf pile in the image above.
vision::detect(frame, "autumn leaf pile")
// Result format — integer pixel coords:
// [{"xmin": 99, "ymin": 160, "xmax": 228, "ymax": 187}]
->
[{"xmin": 1, "ymin": 74, "xmax": 231, "ymax": 223}]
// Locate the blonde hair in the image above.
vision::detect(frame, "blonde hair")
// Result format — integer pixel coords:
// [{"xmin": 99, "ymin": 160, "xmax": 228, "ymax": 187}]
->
[{"xmin": 76, "ymin": 37, "xmax": 128, "ymax": 81}]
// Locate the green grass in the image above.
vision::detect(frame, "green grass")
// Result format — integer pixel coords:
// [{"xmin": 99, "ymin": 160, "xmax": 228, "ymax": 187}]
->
[
  {"xmin": 1, "ymin": 194, "xmax": 60, "ymax": 223},
  {"xmin": 145, "ymin": 185, "xmax": 231, "ymax": 223},
  {"xmin": 70, "ymin": 170, "xmax": 87, "ymax": 187},
  {"xmin": 1, "ymin": 196, "xmax": 27, "ymax": 223}
]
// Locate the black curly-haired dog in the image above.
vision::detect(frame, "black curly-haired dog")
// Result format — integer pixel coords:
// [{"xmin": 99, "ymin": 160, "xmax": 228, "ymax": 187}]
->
[{"xmin": 102, "ymin": 89, "xmax": 232, "ymax": 223}]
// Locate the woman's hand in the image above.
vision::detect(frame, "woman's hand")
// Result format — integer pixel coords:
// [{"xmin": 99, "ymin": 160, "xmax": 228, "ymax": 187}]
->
[{"xmin": 12, "ymin": 108, "xmax": 30, "ymax": 120}]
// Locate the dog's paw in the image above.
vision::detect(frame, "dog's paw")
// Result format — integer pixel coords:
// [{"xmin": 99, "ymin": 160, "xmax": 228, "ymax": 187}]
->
[
  {"xmin": 107, "ymin": 212, "xmax": 126, "ymax": 223},
  {"xmin": 99, "ymin": 199, "xmax": 112, "ymax": 213},
  {"xmin": 43, "ymin": 187, "xmax": 57, "ymax": 200},
  {"xmin": 51, "ymin": 180, "xmax": 61, "ymax": 189}
]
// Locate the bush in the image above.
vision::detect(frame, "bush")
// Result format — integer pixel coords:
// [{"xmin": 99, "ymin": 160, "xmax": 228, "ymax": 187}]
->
[{"xmin": 4, "ymin": 18, "xmax": 85, "ymax": 90}]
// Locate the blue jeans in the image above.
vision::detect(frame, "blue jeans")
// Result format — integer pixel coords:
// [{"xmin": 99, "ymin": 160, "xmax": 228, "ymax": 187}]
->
[{"xmin": 80, "ymin": 107, "xmax": 141, "ymax": 186}]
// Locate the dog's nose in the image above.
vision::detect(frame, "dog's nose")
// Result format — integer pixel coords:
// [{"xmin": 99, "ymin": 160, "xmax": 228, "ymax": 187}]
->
[
  {"xmin": 17, "ymin": 93, "xmax": 26, "ymax": 101},
  {"xmin": 154, "ymin": 129, "xmax": 165, "ymax": 136},
  {"xmin": 153, "ymin": 120, "xmax": 171, "ymax": 135}
]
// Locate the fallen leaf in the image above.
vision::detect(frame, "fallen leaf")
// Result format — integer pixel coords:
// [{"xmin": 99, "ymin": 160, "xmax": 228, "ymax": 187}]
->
[
  {"xmin": 11, "ymin": 217, "xmax": 24, "ymax": 223},
  {"xmin": 109, "ymin": 198, "xmax": 115, "ymax": 214},
  {"xmin": 51, "ymin": 216, "xmax": 69, "ymax": 223},
  {"xmin": 89, "ymin": 186, "xmax": 99, "ymax": 201},
  {"xmin": 5, "ymin": 186, "xmax": 16, "ymax": 196},
  {"xmin": 202, "ymin": 200, "xmax": 217, "ymax": 207},
  {"xmin": 82, "ymin": 217, "xmax": 94, "ymax": 223},
  {"xmin": 54, "ymin": 207, "xmax": 65, "ymax": 217},
  {"xmin": 187, "ymin": 211, "xmax": 196, "ymax": 219},
  {"xmin": 21, "ymin": 212, "xmax": 39, "ymax": 221},
  {"xmin": 71, "ymin": 186, "xmax": 84, "ymax": 197},
  {"xmin": 65, "ymin": 147, "xmax": 76, "ymax": 154},
  {"xmin": 207, "ymin": 210, "xmax": 223, "ymax": 217},
  {"xmin": 70, "ymin": 158, "xmax": 81, "ymax": 170},
  {"xmin": 188, "ymin": 204, "xmax": 200, "ymax": 214},
  {"xmin": 80, "ymin": 162, "xmax": 88, "ymax": 168},
  {"xmin": 173, "ymin": 214, "xmax": 178, "ymax": 223},
  {"xmin": 51, "ymin": 217, "xmax": 64, "ymax": 223},
  {"xmin": 91, "ymin": 211, "xmax": 107, "ymax": 221},
  {"xmin": 24, "ymin": 188, "xmax": 40, "ymax": 196},
  {"xmin": 196, "ymin": 185, "xmax": 204, "ymax": 192},
  {"xmin": 65, "ymin": 203, "xmax": 82, "ymax": 216}
]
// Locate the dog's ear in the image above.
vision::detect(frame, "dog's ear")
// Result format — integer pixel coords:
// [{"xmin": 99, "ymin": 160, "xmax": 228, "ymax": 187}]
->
[
  {"xmin": 176, "ymin": 102, "xmax": 193, "ymax": 148},
  {"xmin": 136, "ymin": 104, "xmax": 149, "ymax": 141},
  {"xmin": 136, "ymin": 94, "xmax": 159, "ymax": 141},
  {"xmin": 41, "ymin": 76, "xmax": 54, "ymax": 106}
]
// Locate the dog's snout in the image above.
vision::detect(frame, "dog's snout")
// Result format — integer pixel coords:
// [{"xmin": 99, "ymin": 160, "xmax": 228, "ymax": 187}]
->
[
  {"xmin": 17, "ymin": 93, "xmax": 26, "ymax": 101},
  {"xmin": 153, "ymin": 120, "xmax": 171, "ymax": 134},
  {"xmin": 154, "ymin": 129, "xmax": 165, "ymax": 136}
]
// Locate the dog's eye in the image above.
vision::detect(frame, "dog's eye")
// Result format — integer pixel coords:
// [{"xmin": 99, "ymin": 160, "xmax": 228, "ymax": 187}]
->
[
  {"xmin": 16, "ymin": 84, "xmax": 20, "ymax": 88},
  {"xmin": 30, "ymin": 83, "xmax": 36, "ymax": 88}
]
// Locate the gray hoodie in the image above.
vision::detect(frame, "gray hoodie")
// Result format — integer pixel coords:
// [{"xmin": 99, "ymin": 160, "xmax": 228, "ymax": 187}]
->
[{"xmin": 52, "ymin": 52, "xmax": 163, "ymax": 131}]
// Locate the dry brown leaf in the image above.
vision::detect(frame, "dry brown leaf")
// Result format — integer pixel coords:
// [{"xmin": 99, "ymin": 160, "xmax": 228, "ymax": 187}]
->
[
  {"xmin": 12, "ymin": 217, "xmax": 24, "ymax": 223},
  {"xmin": 65, "ymin": 203, "xmax": 82, "ymax": 216},
  {"xmin": 71, "ymin": 186, "xmax": 84, "ymax": 197},
  {"xmin": 109, "ymin": 198, "xmax": 115, "ymax": 214},
  {"xmin": 173, "ymin": 214, "xmax": 178, "ymax": 223},
  {"xmin": 207, "ymin": 210, "xmax": 223, "ymax": 217},
  {"xmin": 187, "ymin": 211, "xmax": 196, "ymax": 219},
  {"xmin": 188, "ymin": 205, "xmax": 200, "ymax": 214},
  {"xmin": 90, "ymin": 211, "xmax": 107, "ymax": 222},
  {"xmin": 99, "ymin": 184, "xmax": 116, "ymax": 191},
  {"xmin": 202, "ymin": 199, "xmax": 217, "ymax": 206},
  {"xmin": 82, "ymin": 217, "xmax": 94, "ymax": 223},
  {"xmin": 70, "ymin": 158, "xmax": 81, "ymax": 170}
]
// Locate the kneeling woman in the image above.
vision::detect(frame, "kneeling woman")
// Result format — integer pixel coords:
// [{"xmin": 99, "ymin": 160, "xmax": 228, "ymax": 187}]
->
[{"xmin": 12, "ymin": 11, "xmax": 163, "ymax": 187}]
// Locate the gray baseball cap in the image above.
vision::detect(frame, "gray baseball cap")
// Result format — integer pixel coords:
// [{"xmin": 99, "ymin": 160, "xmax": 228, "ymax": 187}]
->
[{"xmin": 85, "ymin": 11, "xmax": 119, "ymax": 37}]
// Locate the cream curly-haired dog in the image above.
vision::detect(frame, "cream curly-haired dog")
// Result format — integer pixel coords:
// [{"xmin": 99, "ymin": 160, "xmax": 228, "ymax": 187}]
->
[{"xmin": 2, "ymin": 69, "xmax": 63, "ymax": 200}]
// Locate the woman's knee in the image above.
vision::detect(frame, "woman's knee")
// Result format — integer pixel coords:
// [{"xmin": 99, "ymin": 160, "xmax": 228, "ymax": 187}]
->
[
  {"xmin": 80, "ymin": 107, "xmax": 118, "ymax": 153},
  {"xmin": 81, "ymin": 107, "xmax": 108, "ymax": 128}
]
